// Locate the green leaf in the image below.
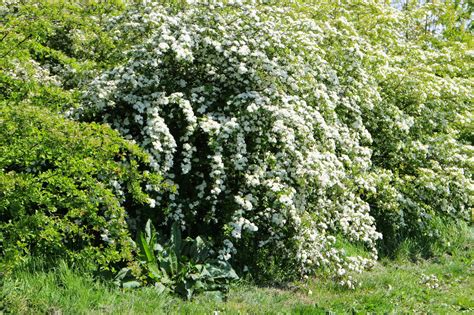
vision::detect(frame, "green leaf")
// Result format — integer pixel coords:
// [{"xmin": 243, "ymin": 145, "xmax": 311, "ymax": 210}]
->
[
  {"xmin": 206, "ymin": 261, "xmax": 239, "ymax": 281},
  {"xmin": 122, "ymin": 281, "xmax": 141, "ymax": 289},
  {"xmin": 144, "ymin": 219, "xmax": 155, "ymax": 244},
  {"xmin": 113, "ymin": 267, "xmax": 132, "ymax": 287},
  {"xmin": 138, "ymin": 231, "xmax": 156, "ymax": 265},
  {"xmin": 168, "ymin": 250, "xmax": 179, "ymax": 277},
  {"xmin": 146, "ymin": 261, "xmax": 162, "ymax": 282},
  {"xmin": 170, "ymin": 221, "xmax": 182, "ymax": 259},
  {"xmin": 154, "ymin": 282, "xmax": 167, "ymax": 294}
]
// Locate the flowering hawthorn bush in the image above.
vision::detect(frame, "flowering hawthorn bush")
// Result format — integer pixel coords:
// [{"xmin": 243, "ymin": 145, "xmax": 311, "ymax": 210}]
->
[
  {"xmin": 80, "ymin": 1, "xmax": 383, "ymax": 283},
  {"xmin": 344, "ymin": 1, "xmax": 473, "ymax": 256},
  {"xmin": 78, "ymin": 1, "xmax": 472, "ymax": 283}
]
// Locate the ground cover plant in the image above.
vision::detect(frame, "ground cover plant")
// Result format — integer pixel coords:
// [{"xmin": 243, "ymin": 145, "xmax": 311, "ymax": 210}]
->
[{"xmin": 0, "ymin": 0, "xmax": 472, "ymax": 309}]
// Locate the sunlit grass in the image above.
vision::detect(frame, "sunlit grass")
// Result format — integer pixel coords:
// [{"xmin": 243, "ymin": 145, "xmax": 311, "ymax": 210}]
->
[{"xmin": 2, "ymin": 228, "xmax": 472, "ymax": 314}]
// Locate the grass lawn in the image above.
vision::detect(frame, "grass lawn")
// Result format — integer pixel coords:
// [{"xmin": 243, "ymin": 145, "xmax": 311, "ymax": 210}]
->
[{"xmin": 1, "ymin": 229, "xmax": 472, "ymax": 314}]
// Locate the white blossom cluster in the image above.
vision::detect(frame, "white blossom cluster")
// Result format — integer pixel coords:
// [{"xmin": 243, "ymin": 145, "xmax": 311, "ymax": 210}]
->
[
  {"xmin": 420, "ymin": 274, "xmax": 440, "ymax": 289},
  {"xmin": 79, "ymin": 1, "xmax": 472, "ymax": 280},
  {"xmin": 352, "ymin": 2, "xmax": 473, "ymax": 252},
  {"xmin": 5, "ymin": 59, "xmax": 62, "ymax": 87}
]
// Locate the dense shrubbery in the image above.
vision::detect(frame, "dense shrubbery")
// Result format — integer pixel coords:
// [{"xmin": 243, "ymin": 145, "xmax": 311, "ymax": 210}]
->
[
  {"xmin": 0, "ymin": 0, "xmax": 472, "ymax": 292},
  {"xmin": 81, "ymin": 2, "xmax": 383, "ymax": 284},
  {"xmin": 0, "ymin": 104, "xmax": 163, "ymax": 272},
  {"xmin": 0, "ymin": 0, "xmax": 127, "ymax": 109},
  {"xmin": 78, "ymin": 1, "xmax": 472, "ymax": 284},
  {"xmin": 347, "ymin": 2, "xmax": 473, "ymax": 256},
  {"xmin": 0, "ymin": 0, "xmax": 151, "ymax": 273}
]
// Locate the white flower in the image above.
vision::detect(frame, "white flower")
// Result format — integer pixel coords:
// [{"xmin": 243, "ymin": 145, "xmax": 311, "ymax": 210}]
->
[
  {"xmin": 148, "ymin": 198, "xmax": 156, "ymax": 208},
  {"xmin": 158, "ymin": 42, "xmax": 169, "ymax": 50}
]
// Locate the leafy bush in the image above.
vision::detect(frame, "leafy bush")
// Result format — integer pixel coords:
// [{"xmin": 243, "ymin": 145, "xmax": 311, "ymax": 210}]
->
[
  {"xmin": 80, "ymin": 0, "xmax": 472, "ymax": 284},
  {"xmin": 0, "ymin": 104, "xmax": 163, "ymax": 272},
  {"xmin": 0, "ymin": 0, "xmax": 128, "ymax": 112},
  {"xmin": 116, "ymin": 220, "xmax": 238, "ymax": 299},
  {"xmin": 348, "ymin": 2, "xmax": 473, "ymax": 257}
]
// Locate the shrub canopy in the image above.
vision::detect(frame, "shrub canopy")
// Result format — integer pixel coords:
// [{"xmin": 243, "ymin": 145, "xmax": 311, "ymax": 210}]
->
[
  {"xmin": 0, "ymin": 104, "xmax": 162, "ymax": 271},
  {"xmin": 80, "ymin": 1, "xmax": 472, "ymax": 282}
]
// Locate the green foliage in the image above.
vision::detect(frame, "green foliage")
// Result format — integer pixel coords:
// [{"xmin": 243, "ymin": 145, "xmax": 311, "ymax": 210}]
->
[
  {"xmin": 0, "ymin": 0, "xmax": 126, "ymax": 63},
  {"xmin": 116, "ymin": 220, "xmax": 238, "ymax": 300},
  {"xmin": 354, "ymin": 0, "xmax": 473, "ymax": 256},
  {"xmin": 307, "ymin": 0, "xmax": 473, "ymax": 258},
  {"xmin": 0, "ymin": 0, "xmax": 128, "ymax": 111},
  {"xmin": 0, "ymin": 104, "xmax": 163, "ymax": 272}
]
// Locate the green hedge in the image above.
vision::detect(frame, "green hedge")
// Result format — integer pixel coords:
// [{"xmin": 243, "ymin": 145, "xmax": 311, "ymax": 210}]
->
[{"xmin": 0, "ymin": 104, "xmax": 163, "ymax": 272}]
